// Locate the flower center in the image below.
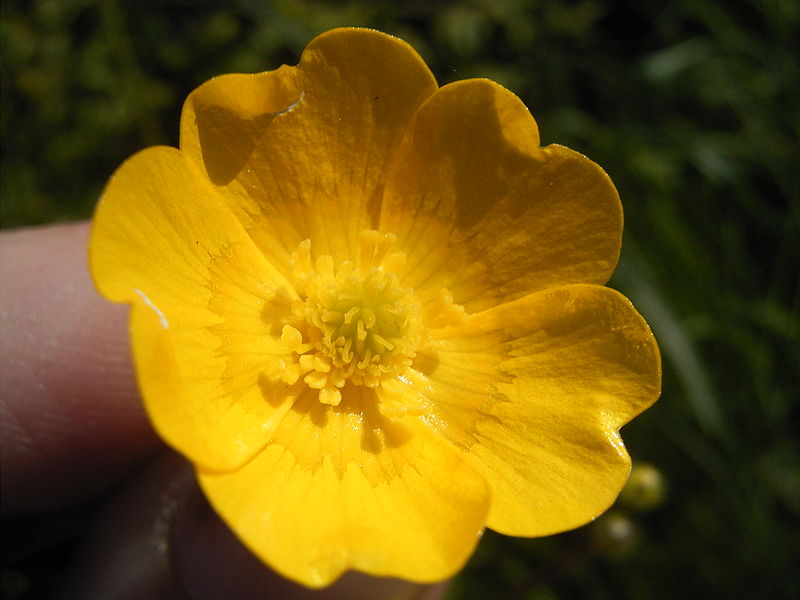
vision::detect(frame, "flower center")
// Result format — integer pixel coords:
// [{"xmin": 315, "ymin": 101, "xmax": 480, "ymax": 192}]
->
[{"xmin": 278, "ymin": 230, "xmax": 421, "ymax": 407}]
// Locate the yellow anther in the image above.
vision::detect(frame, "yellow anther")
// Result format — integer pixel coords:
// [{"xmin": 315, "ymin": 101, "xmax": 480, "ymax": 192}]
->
[
  {"xmin": 319, "ymin": 386, "xmax": 342, "ymax": 406},
  {"xmin": 281, "ymin": 325, "xmax": 303, "ymax": 350},
  {"xmin": 304, "ymin": 371, "xmax": 328, "ymax": 389},
  {"xmin": 344, "ymin": 306, "xmax": 359, "ymax": 324},
  {"xmin": 356, "ymin": 319, "xmax": 367, "ymax": 341},
  {"xmin": 341, "ymin": 339, "xmax": 353, "ymax": 362},
  {"xmin": 313, "ymin": 356, "xmax": 331, "ymax": 373},
  {"xmin": 371, "ymin": 333, "xmax": 393, "ymax": 351},
  {"xmin": 275, "ymin": 232, "xmax": 447, "ymax": 413},
  {"xmin": 298, "ymin": 354, "xmax": 316, "ymax": 371}
]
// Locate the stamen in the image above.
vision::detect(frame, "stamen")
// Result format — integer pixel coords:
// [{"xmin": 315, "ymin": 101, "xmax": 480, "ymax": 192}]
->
[{"xmin": 273, "ymin": 230, "xmax": 460, "ymax": 416}]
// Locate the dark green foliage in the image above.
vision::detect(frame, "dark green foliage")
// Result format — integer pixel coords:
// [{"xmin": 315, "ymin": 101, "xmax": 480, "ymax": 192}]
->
[{"xmin": 2, "ymin": 1, "xmax": 798, "ymax": 598}]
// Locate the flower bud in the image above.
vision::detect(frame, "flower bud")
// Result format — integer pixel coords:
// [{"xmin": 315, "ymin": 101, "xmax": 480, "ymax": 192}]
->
[{"xmin": 619, "ymin": 463, "xmax": 666, "ymax": 512}]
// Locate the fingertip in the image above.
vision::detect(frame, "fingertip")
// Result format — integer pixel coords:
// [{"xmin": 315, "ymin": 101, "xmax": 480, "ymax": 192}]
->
[{"xmin": 0, "ymin": 222, "xmax": 160, "ymax": 514}]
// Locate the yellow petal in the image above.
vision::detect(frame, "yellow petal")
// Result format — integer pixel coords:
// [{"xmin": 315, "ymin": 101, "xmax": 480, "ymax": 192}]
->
[
  {"xmin": 180, "ymin": 66, "xmax": 302, "ymax": 186},
  {"xmin": 423, "ymin": 284, "xmax": 661, "ymax": 536},
  {"xmin": 198, "ymin": 386, "xmax": 489, "ymax": 588},
  {"xmin": 380, "ymin": 79, "xmax": 622, "ymax": 313},
  {"xmin": 183, "ymin": 28, "xmax": 439, "ymax": 272},
  {"xmin": 90, "ymin": 147, "xmax": 296, "ymax": 471}
]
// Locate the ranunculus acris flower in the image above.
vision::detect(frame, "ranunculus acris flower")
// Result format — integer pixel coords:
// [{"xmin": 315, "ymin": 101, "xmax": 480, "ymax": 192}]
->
[{"xmin": 90, "ymin": 27, "xmax": 661, "ymax": 588}]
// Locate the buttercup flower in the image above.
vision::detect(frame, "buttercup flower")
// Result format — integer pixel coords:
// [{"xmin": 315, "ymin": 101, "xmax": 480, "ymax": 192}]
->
[{"xmin": 90, "ymin": 28, "xmax": 661, "ymax": 588}]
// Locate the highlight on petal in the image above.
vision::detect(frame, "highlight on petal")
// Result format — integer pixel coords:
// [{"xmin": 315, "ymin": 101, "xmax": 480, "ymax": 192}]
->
[
  {"xmin": 424, "ymin": 284, "xmax": 661, "ymax": 536},
  {"xmin": 90, "ymin": 147, "xmax": 297, "ymax": 471},
  {"xmin": 381, "ymin": 79, "xmax": 622, "ymax": 313},
  {"xmin": 198, "ymin": 387, "xmax": 489, "ymax": 588}
]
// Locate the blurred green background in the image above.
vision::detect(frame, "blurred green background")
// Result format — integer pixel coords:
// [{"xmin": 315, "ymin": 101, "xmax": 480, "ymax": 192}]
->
[{"xmin": 1, "ymin": 0, "xmax": 798, "ymax": 598}]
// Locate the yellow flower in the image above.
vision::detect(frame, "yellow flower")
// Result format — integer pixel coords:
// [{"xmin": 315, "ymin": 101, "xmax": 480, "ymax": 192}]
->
[{"xmin": 90, "ymin": 28, "xmax": 661, "ymax": 588}]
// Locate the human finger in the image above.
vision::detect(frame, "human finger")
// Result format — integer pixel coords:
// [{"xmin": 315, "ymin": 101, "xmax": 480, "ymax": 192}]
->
[{"xmin": 0, "ymin": 222, "xmax": 160, "ymax": 514}]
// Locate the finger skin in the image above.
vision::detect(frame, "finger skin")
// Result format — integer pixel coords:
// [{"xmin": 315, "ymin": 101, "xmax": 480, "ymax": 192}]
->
[{"xmin": 0, "ymin": 222, "xmax": 160, "ymax": 514}]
